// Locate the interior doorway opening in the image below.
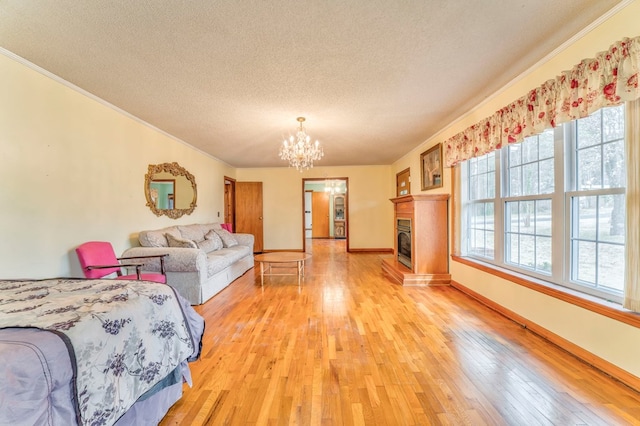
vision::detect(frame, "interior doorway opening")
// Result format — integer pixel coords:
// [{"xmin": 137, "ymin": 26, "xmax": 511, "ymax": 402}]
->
[{"xmin": 302, "ymin": 177, "xmax": 349, "ymax": 253}]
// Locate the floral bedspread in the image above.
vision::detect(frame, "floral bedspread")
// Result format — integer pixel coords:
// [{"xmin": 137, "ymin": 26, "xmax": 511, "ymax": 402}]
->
[{"xmin": 0, "ymin": 278, "xmax": 196, "ymax": 426}]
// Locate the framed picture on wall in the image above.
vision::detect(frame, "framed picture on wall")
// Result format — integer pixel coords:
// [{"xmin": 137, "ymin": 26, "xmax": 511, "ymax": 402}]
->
[
  {"xmin": 396, "ymin": 167, "xmax": 410, "ymax": 196},
  {"xmin": 420, "ymin": 144, "xmax": 443, "ymax": 191}
]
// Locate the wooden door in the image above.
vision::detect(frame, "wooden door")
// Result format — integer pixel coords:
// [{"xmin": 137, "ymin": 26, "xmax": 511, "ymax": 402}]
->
[
  {"xmin": 236, "ymin": 181, "xmax": 264, "ymax": 253},
  {"xmin": 312, "ymin": 192, "xmax": 330, "ymax": 238}
]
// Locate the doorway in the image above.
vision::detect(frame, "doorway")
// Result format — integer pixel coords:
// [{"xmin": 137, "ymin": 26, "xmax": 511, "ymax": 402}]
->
[{"xmin": 302, "ymin": 177, "xmax": 349, "ymax": 253}]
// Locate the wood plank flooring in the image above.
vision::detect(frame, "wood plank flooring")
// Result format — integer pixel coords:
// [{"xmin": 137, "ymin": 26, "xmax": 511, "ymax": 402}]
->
[{"xmin": 161, "ymin": 239, "xmax": 640, "ymax": 425}]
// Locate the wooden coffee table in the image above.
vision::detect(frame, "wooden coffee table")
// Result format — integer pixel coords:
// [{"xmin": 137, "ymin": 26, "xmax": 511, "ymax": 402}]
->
[{"xmin": 254, "ymin": 252, "xmax": 312, "ymax": 286}]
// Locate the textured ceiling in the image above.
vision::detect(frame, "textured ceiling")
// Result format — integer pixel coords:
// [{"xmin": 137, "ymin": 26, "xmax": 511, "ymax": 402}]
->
[{"xmin": 0, "ymin": 0, "xmax": 624, "ymax": 168}]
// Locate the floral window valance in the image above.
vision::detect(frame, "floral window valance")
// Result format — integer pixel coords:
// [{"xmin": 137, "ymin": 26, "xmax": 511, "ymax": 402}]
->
[{"xmin": 444, "ymin": 36, "xmax": 640, "ymax": 167}]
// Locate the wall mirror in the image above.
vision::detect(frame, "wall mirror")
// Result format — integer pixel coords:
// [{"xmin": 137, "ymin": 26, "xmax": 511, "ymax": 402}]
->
[{"xmin": 145, "ymin": 162, "xmax": 197, "ymax": 219}]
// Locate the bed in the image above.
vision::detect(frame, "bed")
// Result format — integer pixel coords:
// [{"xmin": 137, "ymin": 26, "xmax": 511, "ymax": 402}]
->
[{"xmin": 0, "ymin": 278, "xmax": 205, "ymax": 425}]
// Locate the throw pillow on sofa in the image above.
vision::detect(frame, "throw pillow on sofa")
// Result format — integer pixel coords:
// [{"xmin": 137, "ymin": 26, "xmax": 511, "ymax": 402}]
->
[
  {"xmin": 166, "ymin": 233, "xmax": 197, "ymax": 249},
  {"xmin": 213, "ymin": 228, "xmax": 238, "ymax": 248},
  {"xmin": 204, "ymin": 229, "xmax": 224, "ymax": 250},
  {"xmin": 203, "ymin": 230, "xmax": 224, "ymax": 251}
]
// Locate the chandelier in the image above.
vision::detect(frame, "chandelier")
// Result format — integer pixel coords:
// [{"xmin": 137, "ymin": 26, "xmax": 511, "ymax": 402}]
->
[
  {"xmin": 279, "ymin": 117, "xmax": 324, "ymax": 171},
  {"xmin": 324, "ymin": 179, "xmax": 344, "ymax": 194}
]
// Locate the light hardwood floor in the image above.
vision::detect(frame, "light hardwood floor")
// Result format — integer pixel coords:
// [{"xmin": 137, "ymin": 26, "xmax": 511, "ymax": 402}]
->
[{"xmin": 161, "ymin": 239, "xmax": 640, "ymax": 425}]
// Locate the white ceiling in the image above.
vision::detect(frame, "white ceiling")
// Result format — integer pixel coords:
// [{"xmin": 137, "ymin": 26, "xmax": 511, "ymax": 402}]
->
[{"xmin": 0, "ymin": 0, "xmax": 624, "ymax": 168}]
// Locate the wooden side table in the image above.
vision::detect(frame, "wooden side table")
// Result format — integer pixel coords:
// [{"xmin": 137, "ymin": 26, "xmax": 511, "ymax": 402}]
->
[{"xmin": 254, "ymin": 252, "xmax": 312, "ymax": 286}]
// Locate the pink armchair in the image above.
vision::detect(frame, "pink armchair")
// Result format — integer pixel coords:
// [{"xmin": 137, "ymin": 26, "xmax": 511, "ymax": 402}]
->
[{"xmin": 76, "ymin": 241, "xmax": 167, "ymax": 284}]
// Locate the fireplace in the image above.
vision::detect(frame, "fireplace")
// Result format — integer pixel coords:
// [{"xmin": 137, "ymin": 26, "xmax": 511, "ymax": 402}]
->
[
  {"xmin": 383, "ymin": 195, "xmax": 450, "ymax": 285},
  {"xmin": 397, "ymin": 219, "xmax": 412, "ymax": 269}
]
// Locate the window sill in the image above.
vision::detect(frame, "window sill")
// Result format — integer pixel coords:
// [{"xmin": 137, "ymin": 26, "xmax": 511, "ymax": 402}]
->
[{"xmin": 451, "ymin": 255, "xmax": 640, "ymax": 329}]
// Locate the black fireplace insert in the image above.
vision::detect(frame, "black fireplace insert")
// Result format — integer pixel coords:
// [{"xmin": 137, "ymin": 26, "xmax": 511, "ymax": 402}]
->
[{"xmin": 397, "ymin": 219, "xmax": 411, "ymax": 269}]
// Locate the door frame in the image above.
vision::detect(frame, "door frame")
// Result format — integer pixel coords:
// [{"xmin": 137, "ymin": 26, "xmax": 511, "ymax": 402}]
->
[
  {"xmin": 302, "ymin": 177, "xmax": 349, "ymax": 253},
  {"xmin": 223, "ymin": 176, "xmax": 236, "ymax": 229}
]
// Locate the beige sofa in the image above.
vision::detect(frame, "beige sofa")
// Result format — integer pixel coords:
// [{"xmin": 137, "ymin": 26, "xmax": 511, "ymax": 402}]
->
[{"xmin": 122, "ymin": 223, "xmax": 254, "ymax": 305}]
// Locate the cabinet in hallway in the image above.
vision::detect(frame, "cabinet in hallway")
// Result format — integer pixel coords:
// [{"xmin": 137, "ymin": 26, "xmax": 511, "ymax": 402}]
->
[{"xmin": 333, "ymin": 194, "xmax": 346, "ymax": 239}]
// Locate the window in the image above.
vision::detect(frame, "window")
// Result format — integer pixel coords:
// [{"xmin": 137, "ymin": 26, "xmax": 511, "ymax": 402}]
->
[
  {"xmin": 568, "ymin": 106, "xmax": 626, "ymax": 294},
  {"xmin": 504, "ymin": 130, "xmax": 555, "ymax": 274},
  {"xmin": 463, "ymin": 152, "xmax": 495, "ymax": 259},
  {"xmin": 506, "ymin": 130, "xmax": 555, "ymax": 196},
  {"xmin": 461, "ymin": 105, "xmax": 626, "ymax": 302}
]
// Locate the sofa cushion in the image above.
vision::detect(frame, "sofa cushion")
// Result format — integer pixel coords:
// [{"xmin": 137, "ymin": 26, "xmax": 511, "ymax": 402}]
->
[
  {"xmin": 206, "ymin": 245, "xmax": 252, "ymax": 276},
  {"xmin": 178, "ymin": 225, "xmax": 206, "ymax": 242},
  {"xmin": 139, "ymin": 226, "xmax": 181, "ymax": 247},
  {"xmin": 166, "ymin": 233, "xmax": 198, "ymax": 249},
  {"xmin": 214, "ymin": 228, "xmax": 238, "ymax": 248},
  {"xmin": 199, "ymin": 222, "xmax": 221, "ymax": 233}
]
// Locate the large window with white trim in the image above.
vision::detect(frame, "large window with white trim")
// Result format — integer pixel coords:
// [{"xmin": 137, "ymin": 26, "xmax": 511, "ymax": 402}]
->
[{"xmin": 461, "ymin": 105, "xmax": 626, "ymax": 302}]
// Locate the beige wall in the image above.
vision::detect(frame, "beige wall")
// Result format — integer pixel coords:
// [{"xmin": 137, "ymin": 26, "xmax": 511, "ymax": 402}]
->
[
  {"xmin": 0, "ymin": 52, "xmax": 235, "ymax": 278},
  {"xmin": 391, "ymin": 1, "xmax": 640, "ymax": 378},
  {"xmin": 237, "ymin": 166, "xmax": 395, "ymax": 250}
]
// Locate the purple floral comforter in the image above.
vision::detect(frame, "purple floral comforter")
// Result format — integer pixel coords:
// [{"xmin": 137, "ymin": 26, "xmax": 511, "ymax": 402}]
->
[{"xmin": 0, "ymin": 278, "xmax": 203, "ymax": 426}]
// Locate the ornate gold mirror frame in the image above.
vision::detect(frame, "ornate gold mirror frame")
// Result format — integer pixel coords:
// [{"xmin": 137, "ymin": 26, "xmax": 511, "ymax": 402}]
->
[{"xmin": 145, "ymin": 162, "xmax": 197, "ymax": 219}]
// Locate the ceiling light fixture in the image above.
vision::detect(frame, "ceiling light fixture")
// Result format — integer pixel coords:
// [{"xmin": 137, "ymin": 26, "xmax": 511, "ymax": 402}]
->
[
  {"xmin": 279, "ymin": 117, "xmax": 324, "ymax": 171},
  {"xmin": 324, "ymin": 179, "xmax": 343, "ymax": 194}
]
